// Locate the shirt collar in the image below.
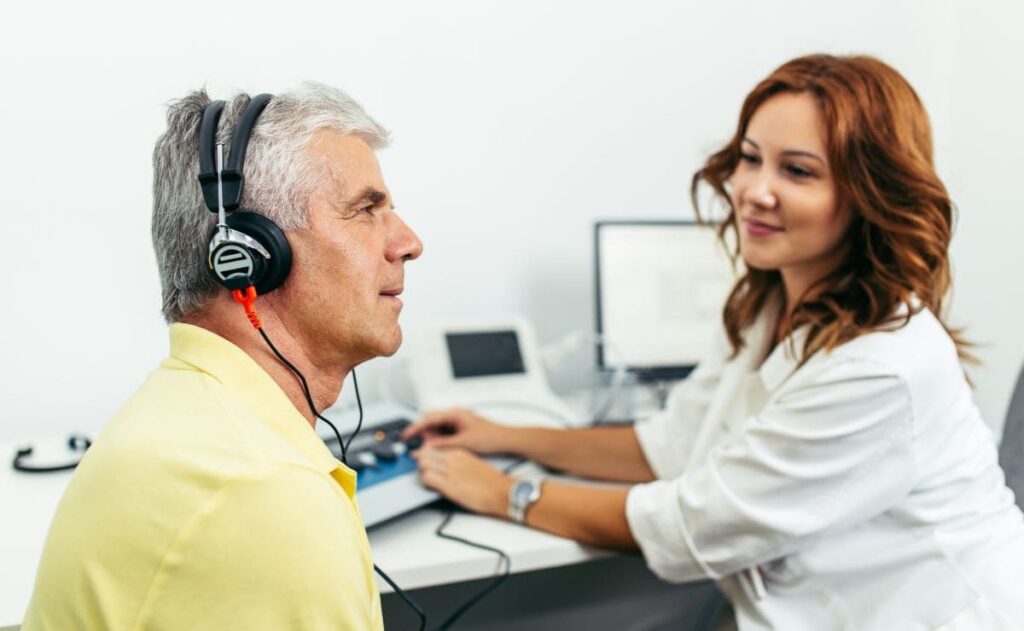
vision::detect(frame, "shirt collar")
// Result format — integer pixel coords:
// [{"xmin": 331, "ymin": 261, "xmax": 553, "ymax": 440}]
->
[
  {"xmin": 731, "ymin": 292, "xmax": 808, "ymax": 395},
  {"xmin": 167, "ymin": 323, "xmax": 357, "ymax": 496},
  {"xmin": 753, "ymin": 295, "xmax": 920, "ymax": 393}
]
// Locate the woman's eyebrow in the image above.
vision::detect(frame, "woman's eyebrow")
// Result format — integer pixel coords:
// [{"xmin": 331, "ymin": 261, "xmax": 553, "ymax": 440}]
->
[
  {"xmin": 781, "ymin": 149, "xmax": 826, "ymax": 165},
  {"xmin": 744, "ymin": 137, "xmax": 825, "ymax": 165}
]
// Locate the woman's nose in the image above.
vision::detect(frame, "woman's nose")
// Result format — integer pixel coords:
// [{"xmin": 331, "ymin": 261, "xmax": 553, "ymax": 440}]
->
[{"xmin": 743, "ymin": 173, "xmax": 778, "ymax": 209}]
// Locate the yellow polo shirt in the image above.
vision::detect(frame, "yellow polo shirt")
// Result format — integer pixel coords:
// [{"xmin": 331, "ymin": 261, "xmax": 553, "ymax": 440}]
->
[{"xmin": 22, "ymin": 323, "xmax": 383, "ymax": 630}]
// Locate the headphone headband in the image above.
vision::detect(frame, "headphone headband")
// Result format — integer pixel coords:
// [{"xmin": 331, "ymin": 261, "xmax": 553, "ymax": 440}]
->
[
  {"xmin": 221, "ymin": 93, "xmax": 272, "ymax": 210},
  {"xmin": 196, "ymin": 94, "xmax": 273, "ymax": 213},
  {"xmin": 226, "ymin": 94, "xmax": 272, "ymax": 175},
  {"xmin": 197, "ymin": 100, "xmax": 226, "ymax": 212}
]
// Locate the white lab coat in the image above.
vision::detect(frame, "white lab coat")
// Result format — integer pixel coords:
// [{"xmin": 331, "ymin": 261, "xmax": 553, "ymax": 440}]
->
[{"xmin": 626, "ymin": 300, "xmax": 1024, "ymax": 630}]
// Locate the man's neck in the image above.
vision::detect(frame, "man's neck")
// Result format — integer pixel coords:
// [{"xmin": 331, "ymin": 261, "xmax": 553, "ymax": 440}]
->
[{"xmin": 181, "ymin": 299, "xmax": 349, "ymax": 429}]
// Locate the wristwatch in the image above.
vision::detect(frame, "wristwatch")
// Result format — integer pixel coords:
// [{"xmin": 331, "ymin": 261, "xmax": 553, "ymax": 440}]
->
[{"xmin": 507, "ymin": 475, "xmax": 543, "ymax": 523}]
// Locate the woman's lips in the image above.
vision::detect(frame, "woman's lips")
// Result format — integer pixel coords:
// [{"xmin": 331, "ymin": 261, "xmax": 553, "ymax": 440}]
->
[{"xmin": 744, "ymin": 218, "xmax": 784, "ymax": 237}]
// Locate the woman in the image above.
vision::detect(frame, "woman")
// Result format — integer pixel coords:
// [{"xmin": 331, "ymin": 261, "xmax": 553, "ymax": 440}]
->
[{"xmin": 403, "ymin": 54, "xmax": 1024, "ymax": 630}]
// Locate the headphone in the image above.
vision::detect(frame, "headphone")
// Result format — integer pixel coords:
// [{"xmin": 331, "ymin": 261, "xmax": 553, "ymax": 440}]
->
[
  {"xmin": 197, "ymin": 94, "xmax": 292, "ymax": 295},
  {"xmin": 12, "ymin": 435, "xmax": 92, "ymax": 473}
]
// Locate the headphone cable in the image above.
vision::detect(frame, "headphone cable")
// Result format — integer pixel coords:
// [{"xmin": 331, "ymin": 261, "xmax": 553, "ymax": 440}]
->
[
  {"xmin": 254, "ymin": 326, "xmax": 352, "ymax": 464},
  {"xmin": 345, "ymin": 369, "xmax": 365, "ymax": 456},
  {"xmin": 234, "ymin": 287, "xmax": 426, "ymax": 631}
]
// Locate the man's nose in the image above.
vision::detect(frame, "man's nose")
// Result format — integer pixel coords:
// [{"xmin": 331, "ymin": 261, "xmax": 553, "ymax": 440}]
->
[{"xmin": 387, "ymin": 212, "xmax": 423, "ymax": 262}]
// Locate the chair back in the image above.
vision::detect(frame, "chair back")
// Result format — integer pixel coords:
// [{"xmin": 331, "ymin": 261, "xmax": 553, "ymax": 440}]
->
[{"xmin": 999, "ymin": 364, "xmax": 1024, "ymax": 508}]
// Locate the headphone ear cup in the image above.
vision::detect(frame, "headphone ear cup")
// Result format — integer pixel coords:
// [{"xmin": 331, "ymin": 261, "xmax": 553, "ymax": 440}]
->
[{"xmin": 224, "ymin": 212, "xmax": 293, "ymax": 294}]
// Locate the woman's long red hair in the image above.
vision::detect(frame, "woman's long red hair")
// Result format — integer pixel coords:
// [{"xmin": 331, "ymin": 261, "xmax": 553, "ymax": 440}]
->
[{"xmin": 692, "ymin": 54, "xmax": 969, "ymax": 364}]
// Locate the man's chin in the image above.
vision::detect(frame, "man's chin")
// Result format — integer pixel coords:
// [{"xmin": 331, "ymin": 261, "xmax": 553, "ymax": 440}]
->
[{"xmin": 375, "ymin": 327, "xmax": 403, "ymax": 358}]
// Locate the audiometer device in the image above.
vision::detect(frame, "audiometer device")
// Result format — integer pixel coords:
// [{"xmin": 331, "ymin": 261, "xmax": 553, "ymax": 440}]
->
[{"xmin": 406, "ymin": 318, "xmax": 577, "ymax": 426}]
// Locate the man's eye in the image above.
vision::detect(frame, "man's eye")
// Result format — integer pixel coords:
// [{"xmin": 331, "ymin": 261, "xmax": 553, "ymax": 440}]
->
[{"xmin": 361, "ymin": 205, "xmax": 377, "ymax": 214}]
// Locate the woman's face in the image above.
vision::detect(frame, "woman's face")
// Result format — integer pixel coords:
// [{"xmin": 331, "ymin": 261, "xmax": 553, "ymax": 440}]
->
[{"xmin": 730, "ymin": 91, "xmax": 851, "ymax": 295}]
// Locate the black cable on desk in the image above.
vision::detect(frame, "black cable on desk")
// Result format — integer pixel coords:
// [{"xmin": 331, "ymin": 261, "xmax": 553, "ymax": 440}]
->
[{"xmin": 433, "ymin": 510, "xmax": 512, "ymax": 630}]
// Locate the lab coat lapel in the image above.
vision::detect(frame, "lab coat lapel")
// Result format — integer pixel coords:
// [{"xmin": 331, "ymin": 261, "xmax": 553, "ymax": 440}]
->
[{"xmin": 759, "ymin": 325, "xmax": 810, "ymax": 395}]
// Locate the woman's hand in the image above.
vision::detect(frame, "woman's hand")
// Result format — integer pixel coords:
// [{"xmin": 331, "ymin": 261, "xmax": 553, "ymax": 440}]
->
[
  {"xmin": 401, "ymin": 408, "xmax": 513, "ymax": 455},
  {"xmin": 412, "ymin": 445, "xmax": 513, "ymax": 518}
]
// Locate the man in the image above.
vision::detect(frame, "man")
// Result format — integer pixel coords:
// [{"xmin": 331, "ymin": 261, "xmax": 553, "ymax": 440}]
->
[{"xmin": 23, "ymin": 83, "xmax": 422, "ymax": 630}]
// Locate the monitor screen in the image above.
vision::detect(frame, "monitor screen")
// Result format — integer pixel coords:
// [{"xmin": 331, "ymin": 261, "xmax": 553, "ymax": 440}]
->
[
  {"xmin": 445, "ymin": 331, "xmax": 526, "ymax": 378},
  {"xmin": 595, "ymin": 221, "xmax": 736, "ymax": 380}
]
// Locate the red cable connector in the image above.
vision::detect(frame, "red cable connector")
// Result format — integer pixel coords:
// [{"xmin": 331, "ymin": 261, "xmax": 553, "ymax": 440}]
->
[{"xmin": 231, "ymin": 286, "xmax": 262, "ymax": 329}]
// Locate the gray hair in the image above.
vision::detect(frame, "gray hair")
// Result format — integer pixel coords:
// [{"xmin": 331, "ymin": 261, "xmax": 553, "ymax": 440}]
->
[{"xmin": 152, "ymin": 82, "xmax": 389, "ymax": 322}]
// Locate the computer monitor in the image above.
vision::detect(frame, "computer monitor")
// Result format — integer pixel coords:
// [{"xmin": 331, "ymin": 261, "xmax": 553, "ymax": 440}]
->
[{"xmin": 594, "ymin": 220, "xmax": 736, "ymax": 381}]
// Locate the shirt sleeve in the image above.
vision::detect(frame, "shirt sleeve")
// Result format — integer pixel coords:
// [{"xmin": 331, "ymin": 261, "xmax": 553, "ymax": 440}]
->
[
  {"xmin": 137, "ymin": 465, "xmax": 382, "ymax": 631},
  {"xmin": 634, "ymin": 325, "xmax": 730, "ymax": 479},
  {"xmin": 626, "ymin": 356, "xmax": 915, "ymax": 583}
]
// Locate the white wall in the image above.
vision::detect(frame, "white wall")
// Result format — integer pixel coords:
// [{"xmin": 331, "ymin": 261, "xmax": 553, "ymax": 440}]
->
[{"xmin": 1, "ymin": 0, "xmax": 1021, "ymax": 443}]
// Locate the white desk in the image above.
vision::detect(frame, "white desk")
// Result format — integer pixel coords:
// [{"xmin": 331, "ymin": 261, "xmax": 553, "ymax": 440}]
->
[{"xmin": 369, "ymin": 461, "xmax": 613, "ymax": 591}]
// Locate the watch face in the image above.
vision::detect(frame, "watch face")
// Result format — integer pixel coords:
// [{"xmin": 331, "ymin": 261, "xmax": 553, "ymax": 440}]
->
[{"xmin": 513, "ymin": 481, "xmax": 536, "ymax": 503}]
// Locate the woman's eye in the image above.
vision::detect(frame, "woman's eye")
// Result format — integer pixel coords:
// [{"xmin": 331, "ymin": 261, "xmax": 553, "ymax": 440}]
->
[
  {"xmin": 786, "ymin": 164, "xmax": 813, "ymax": 178},
  {"xmin": 739, "ymin": 152, "xmax": 760, "ymax": 164}
]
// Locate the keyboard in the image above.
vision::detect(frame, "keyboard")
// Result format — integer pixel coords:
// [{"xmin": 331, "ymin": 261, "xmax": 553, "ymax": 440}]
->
[{"xmin": 325, "ymin": 417, "xmax": 519, "ymax": 528}]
